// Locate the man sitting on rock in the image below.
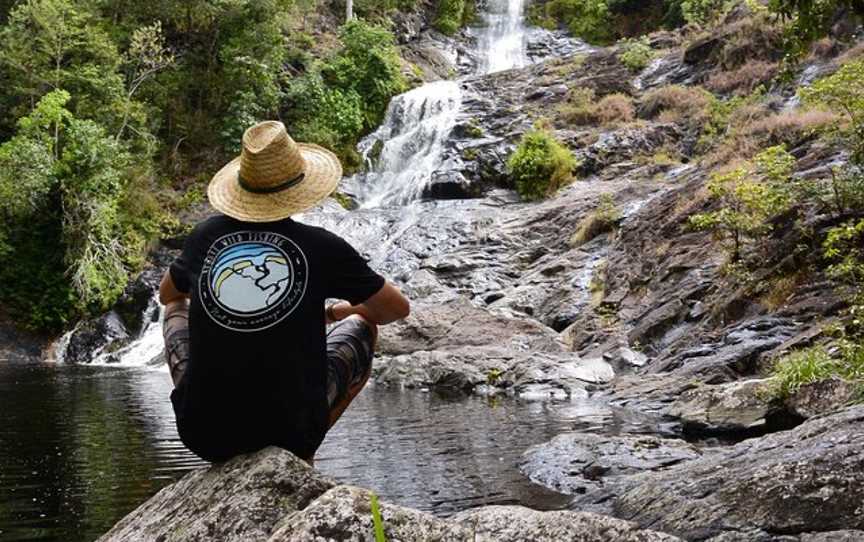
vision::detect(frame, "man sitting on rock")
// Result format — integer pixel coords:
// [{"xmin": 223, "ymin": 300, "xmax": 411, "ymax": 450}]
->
[{"xmin": 158, "ymin": 121, "xmax": 410, "ymax": 464}]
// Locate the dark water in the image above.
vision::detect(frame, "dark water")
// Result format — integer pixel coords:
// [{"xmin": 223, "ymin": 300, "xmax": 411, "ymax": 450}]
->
[{"xmin": 0, "ymin": 360, "xmax": 648, "ymax": 542}]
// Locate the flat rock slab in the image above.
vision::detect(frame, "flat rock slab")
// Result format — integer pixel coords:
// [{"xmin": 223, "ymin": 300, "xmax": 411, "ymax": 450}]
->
[
  {"xmin": 100, "ymin": 447, "xmax": 682, "ymax": 542},
  {"xmin": 574, "ymin": 405, "xmax": 864, "ymax": 540},
  {"xmin": 521, "ymin": 433, "xmax": 702, "ymax": 495}
]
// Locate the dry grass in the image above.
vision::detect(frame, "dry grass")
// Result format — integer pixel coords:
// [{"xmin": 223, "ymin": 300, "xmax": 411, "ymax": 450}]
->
[
  {"xmin": 558, "ymin": 89, "xmax": 635, "ymax": 128},
  {"xmin": 640, "ymin": 85, "xmax": 713, "ymax": 123},
  {"xmin": 705, "ymin": 60, "xmax": 780, "ymax": 96},
  {"xmin": 707, "ymin": 109, "xmax": 839, "ymax": 165},
  {"xmin": 594, "ymin": 94, "xmax": 635, "ymax": 126},
  {"xmin": 836, "ymin": 42, "xmax": 864, "ymax": 66},
  {"xmin": 809, "ymin": 37, "xmax": 839, "ymax": 60},
  {"xmin": 761, "ymin": 272, "xmax": 805, "ymax": 310},
  {"xmin": 718, "ymin": 14, "xmax": 786, "ymax": 69}
]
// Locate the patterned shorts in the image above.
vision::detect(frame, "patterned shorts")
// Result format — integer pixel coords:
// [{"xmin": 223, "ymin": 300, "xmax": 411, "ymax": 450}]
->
[{"xmin": 162, "ymin": 304, "xmax": 375, "ymax": 415}]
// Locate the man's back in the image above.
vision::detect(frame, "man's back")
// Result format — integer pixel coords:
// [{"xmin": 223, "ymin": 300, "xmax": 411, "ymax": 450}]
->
[{"xmin": 167, "ymin": 214, "xmax": 385, "ymax": 461}]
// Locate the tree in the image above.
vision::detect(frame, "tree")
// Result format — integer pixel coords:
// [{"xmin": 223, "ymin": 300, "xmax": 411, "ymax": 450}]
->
[
  {"xmin": 689, "ymin": 146, "xmax": 796, "ymax": 261},
  {"xmin": 769, "ymin": 0, "xmax": 864, "ymax": 53}
]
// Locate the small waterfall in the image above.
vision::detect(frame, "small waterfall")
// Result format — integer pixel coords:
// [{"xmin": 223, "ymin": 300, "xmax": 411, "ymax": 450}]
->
[
  {"xmin": 354, "ymin": 0, "xmax": 530, "ymax": 208},
  {"xmin": 353, "ymin": 81, "xmax": 462, "ymax": 208},
  {"xmin": 477, "ymin": 0, "xmax": 528, "ymax": 74}
]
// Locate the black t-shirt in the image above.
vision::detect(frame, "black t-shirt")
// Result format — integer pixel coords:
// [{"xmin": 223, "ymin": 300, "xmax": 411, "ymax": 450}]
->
[{"xmin": 167, "ymin": 214, "xmax": 384, "ymax": 461}]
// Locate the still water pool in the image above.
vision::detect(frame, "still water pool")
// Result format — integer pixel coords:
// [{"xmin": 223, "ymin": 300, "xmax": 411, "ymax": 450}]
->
[{"xmin": 0, "ymin": 360, "xmax": 642, "ymax": 541}]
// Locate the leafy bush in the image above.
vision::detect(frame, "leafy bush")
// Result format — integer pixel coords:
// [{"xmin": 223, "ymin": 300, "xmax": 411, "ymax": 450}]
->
[
  {"xmin": 507, "ymin": 126, "xmax": 577, "ymax": 201},
  {"xmin": 322, "ymin": 19, "xmax": 406, "ymax": 130},
  {"xmin": 435, "ymin": 0, "xmax": 464, "ymax": 35},
  {"xmin": 617, "ymin": 36, "xmax": 653, "ymax": 72},
  {"xmin": 0, "ymin": 91, "xmax": 163, "ymax": 328},
  {"xmin": 544, "ymin": 0, "xmax": 613, "ymax": 44},
  {"xmin": 799, "ymin": 58, "xmax": 864, "ymax": 163},
  {"xmin": 689, "ymin": 145, "xmax": 796, "ymax": 261},
  {"xmin": 680, "ymin": 0, "xmax": 728, "ymax": 26}
]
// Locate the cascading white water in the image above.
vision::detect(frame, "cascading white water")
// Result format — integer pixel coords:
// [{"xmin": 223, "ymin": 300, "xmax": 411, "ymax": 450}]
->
[
  {"xmin": 477, "ymin": 0, "xmax": 528, "ymax": 74},
  {"xmin": 354, "ymin": 0, "xmax": 530, "ymax": 208},
  {"xmin": 354, "ymin": 81, "xmax": 462, "ymax": 208}
]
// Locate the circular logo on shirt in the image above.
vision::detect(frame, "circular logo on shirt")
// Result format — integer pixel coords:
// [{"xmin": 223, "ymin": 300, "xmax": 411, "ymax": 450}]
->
[{"xmin": 198, "ymin": 231, "xmax": 308, "ymax": 332}]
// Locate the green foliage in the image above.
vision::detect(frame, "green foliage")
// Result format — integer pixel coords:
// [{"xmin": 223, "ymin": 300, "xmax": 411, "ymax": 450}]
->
[
  {"xmin": 544, "ymin": 0, "xmax": 613, "ymax": 44},
  {"xmin": 370, "ymin": 492, "xmax": 387, "ymax": 542},
  {"xmin": 507, "ymin": 126, "xmax": 577, "ymax": 201},
  {"xmin": 680, "ymin": 0, "xmax": 729, "ymax": 25},
  {"xmin": 770, "ymin": 340, "xmax": 864, "ymax": 400},
  {"xmin": 824, "ymin": 218, "xmax": 864, "ymax": 286},
  {"xmin": 689, "ymin": 145, "xmax": 796, "ymax": 261},
  {"xmin": 769, "ymin": 0, "xmax": 864, "ymax": 55},
  {"xmin": 799, "ymin": 59, "xmax": 864, "ymax": 163},
  {"xmin": 617, "ymin": 36, "xmax": 654, "ymax": 72},
  {"xmin": 435, "ymin": 0, "xmax": 464, "ymax": 34},
  {"xmin": 322, "ymin": 20, "xmax": 406, "ymax": 130},
  {"xmin": 0, "ymin": 90, "xmax": 163, "ymax": 328}
]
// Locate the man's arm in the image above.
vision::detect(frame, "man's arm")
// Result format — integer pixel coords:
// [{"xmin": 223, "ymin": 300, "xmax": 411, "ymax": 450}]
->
[
  {"xmin": 159, "ymin": 270, "xmax": 189, "ymax": 305},
  {"xmin": 328, "ymin": 282, "xmax": 409, "ymax": 325}
]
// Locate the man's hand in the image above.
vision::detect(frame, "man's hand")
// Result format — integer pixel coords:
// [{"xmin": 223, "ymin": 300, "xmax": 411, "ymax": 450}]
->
[{"xmin": 326, "ymin": 282, "xmax": 409, "ymax": 325}]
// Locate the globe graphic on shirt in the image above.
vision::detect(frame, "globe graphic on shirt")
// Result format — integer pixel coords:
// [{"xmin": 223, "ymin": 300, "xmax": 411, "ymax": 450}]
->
[{"xmin": 209, "ymin": 242, "xmax": 292, "ymax": 314}]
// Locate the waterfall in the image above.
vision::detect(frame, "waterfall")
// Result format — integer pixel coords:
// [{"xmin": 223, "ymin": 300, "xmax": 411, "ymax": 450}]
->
[
  {"xmin": 477, "ymin": 0, "xmax": 528, "ymax": 74},
  {"xmin": 353, "ymin": 0, "xmax": 530, "ymax": 208},
  {"xmin": 353, "ymin": 81, "xmax": 462, "ymax": 208}
]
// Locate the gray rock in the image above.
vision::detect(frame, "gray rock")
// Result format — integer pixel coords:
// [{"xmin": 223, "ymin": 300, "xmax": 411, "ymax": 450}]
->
[
  {"xmin": 786, "ymin": 377, "xmax": 857, "ymax": 419},
  {"xmin": 454, "ymin": 506, "xmax": 683, "ymax": 541},
  {"xmin": 102, "ymin": 447, "xmax": 683, "ymax": 542},
  {"xmin": 668, "ymin": 378, "xmax": 777, "ymax": 433},
  {"xmin": 574, "ymin": 406, "xmax": 864, "ymax": 540},
  {"xmin": 268, "ymin": 485, "xmax": 466, "ymax": 541},
  {"xmin": 98, "ymin": 447, "xmax": 334, "ymax": 542},
  {"xmin": 521, "ymin": 433, "xmax": 702, "ymax": 495}
]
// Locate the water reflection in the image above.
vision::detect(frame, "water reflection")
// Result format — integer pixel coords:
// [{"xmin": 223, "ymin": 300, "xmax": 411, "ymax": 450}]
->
[{"xmin": 1, "ymin": 362, "xmax": 659, "ymax": 541}]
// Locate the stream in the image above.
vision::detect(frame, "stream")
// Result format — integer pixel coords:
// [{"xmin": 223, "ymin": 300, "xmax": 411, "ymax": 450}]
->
[{"xmin": 0, "ymin": 3, "xmax": 599, "ymax": 542}]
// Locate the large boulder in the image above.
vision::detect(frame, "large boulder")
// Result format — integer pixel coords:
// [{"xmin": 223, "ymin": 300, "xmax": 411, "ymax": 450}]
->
[
  {"xmin": 99, "ymin": 447, "xmax": 683, "ymax": 542},
  {"xmin": 97, "ymin": 448, "xmax": 334, "ymax": 542},
  {"xmin": 574, "ymin": 405, "xmax": 864, "ymax": 540}
]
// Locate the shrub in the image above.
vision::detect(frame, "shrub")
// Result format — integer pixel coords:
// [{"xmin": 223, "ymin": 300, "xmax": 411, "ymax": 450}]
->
[
  {"xmin": 705, "ymin": 60, "xmax": 780, "ymax": 95},
  {"xmin": 507, "ymin": 127, "xmax": 577, "ymax": 201},
  {"xmin": 640, "ymin": 85, "xmax": 713, "ymax": 123},
  {"xmin": 799, "ymin": 58, "xmax": 864, "ymax": 163},
  {"xmin": 558, "ymin": 89, "xmax": 634, "ymax": 127},
  {"xmin": 617, "ymin": 36, "xmax": 653, "ymax": 72},
  {"xmin": 558, "ymin": 87, "xmax": 597, "ymax": 125},
  {"xmin": 544, "ymin": 0, "xmax": 613, "ymax": 44},
  {"xmin": 680, "ymin": 0, "xmax": 728, "ymax": 26},
  {"xmin": 689, "ymin": 145, "xmax": 796, "ymax": 261},
  {"xmin": 570, "ymin": 194, "xmax": 620, "ymax": 246},
  {"xmin": 594, "ymin": 94, "xmax": 635, "ymax": 126},
  {"xmin": 435, "ymin": 0, "xmax": 465, "ymax": 35}
]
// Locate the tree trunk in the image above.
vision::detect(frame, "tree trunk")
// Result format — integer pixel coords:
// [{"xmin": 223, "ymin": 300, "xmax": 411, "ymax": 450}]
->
[{"xmin": 345, "ymin": 0, "xmax": 353, "ymax": 22}]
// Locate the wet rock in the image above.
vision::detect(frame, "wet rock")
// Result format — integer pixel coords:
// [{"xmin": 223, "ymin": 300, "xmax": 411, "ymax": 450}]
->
[
  {"xmin": 454, "ymin": 506, "xmax": 683, "ymax": 541},
  {"xmin": 521, "ymin": 433, "xmax": 702, "ymax": 496},
  {"xmin": 113, "ymin": 266, "xmax": 161, "ymax": 336},
  {"xmin": 668, "ymin": 378, "xmax": 778, "ymax": 434},
  {"xmin": 575, "ymin": 405, "xmax": 864, "ymax": 540},
  {"xmin": 786, "ymin": 377, "xmax": 857, "ymax": 419},
  {"xmin": 102, "ymin": 447, "xmax": 683, "ymax": 542},
  {"xmin": 98, "ymin": 447, "xmax": 335, "ymax": 542},
  {"xmin": 375, "ymin": 346, "xmax": 596, "ymax": 398},
  {"xmin": 422, "ymin": 170, "xmax": 478, "ymax": 200},
  {"xmin": 63, "ymin": 311, "xmax": 129, "ymax": 364},
  {"xmin": 378, "ymin": 297, "xmax": 565, "ymax": 356}
]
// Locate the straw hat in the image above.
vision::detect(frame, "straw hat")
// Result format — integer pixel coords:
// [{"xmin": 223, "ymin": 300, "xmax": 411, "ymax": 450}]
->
[{"xmin": 208, "ymin": 121, "xmax": 342, "ymax": 222}]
